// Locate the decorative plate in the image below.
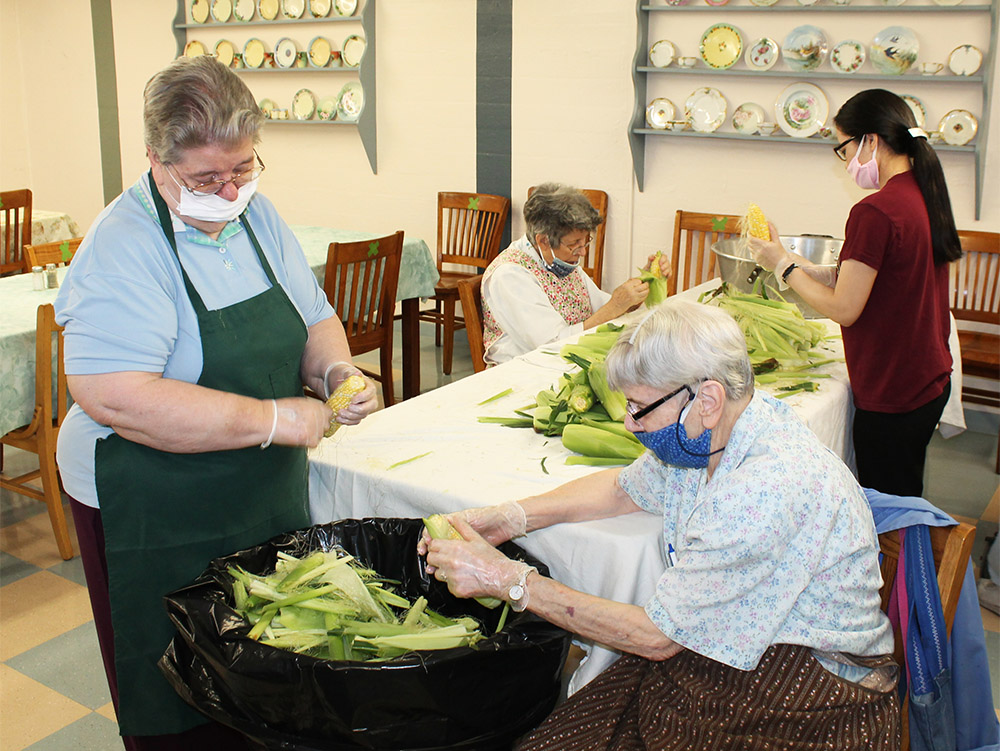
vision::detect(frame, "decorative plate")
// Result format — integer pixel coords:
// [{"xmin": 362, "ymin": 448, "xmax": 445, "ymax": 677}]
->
[
  {"xmin": 649, "ymin": 40, "xmax": 676, "ymax": 68},
  {"xmin": 334, "ymin": 0, "xmax": 358, "ymax": 14},
  {"xmin": 705, "ymin": 0, "xmax": 729, "ymax": 6},
  {"xmin": 831, "ymin": 40, "xmax": 866, "ymax": 73},
  {"xmin": 938, "ymin": 109, "xmax": 977, "ymax": 145},
  {"xmin": 211, "ymin": 0, "xmax": 232, "ymax": 22},
  {"xmin": 775, "ymin": 82, "xmax": 829, "ymax": 138},
  {"xmin": 882, "ymin": 0, "xmax": 907, "ymax": 5},
  {"xmin": 948, "ymin": 45, "xmax": 983, "ymax": 76},
  {"xmin": 796, "ymin": 0, "xmax": 821, "ymax": 5},
  {"xmin": 215, "ymin": 39, "xmax": 236, "ymax": 67},
  {"xmin": 870, "ymin": 26, "xmax": 918, "ymax": 75},
  {"xmin": 234, "ymin": 0, "xmax": 255, "ymax": 20},
  {"xmin": 274, "ymin": 37, "xmax": 298, "ymax": 68},
  {"xmin": 310, "ymin": 0, "xmax": 332, "ymax": 16},
  {"xmin": 317, "ymin": 95, "xmax": 338, "ymax": 121},
  {"xmin": 664, "ymin": 0, "xmax": 690, "ymax": 5},
  {"xmin": 242, "ymin": 37, "xmax": 266, "ymax": 68},
  {"xmin": 733, "ymin": 102, "xmax": 766, "ymax": 135},
  {"xmin": 933, "ymin": 0, "xmax": 962, "ymax": 5},
  {"xmin": 745, "ymin": 37, "xmax": 779, "ymax": 71},
  {"xmin": 749, "ymin": 0, "xmax": 779, "ymax": 6},
  {"xmin": 292, "ymin": 88, "xmax": 316, "ymax": 121},
  {"xmin": 900, "ymin": 94, "xmax": 927, "ymax": 128},
  {"xmin": 191, "ymin": 0, "xmax": 210, "ymax": 23},
  {"xmin": 184, "ymin": 40, "xmax": 207, "ymax": 57},
  {"xmin": 282, "ymin": 0, "xmax": 305, "ymax": 18},
  {"xmin": 685, "ymin": 87, "xmax": 727, "ymax": 133},
  {"xmin": 337, "ymin": 81, "xmax": 364, "ymax": 122},
  {"xmin": 782, "ymin": 25, "xmax": 828, "ymax": 72},
  {"xmin": 646, "ymin": 98, "xmax": 676, "ymax": 130},
  {"xmin": 258, "ymin": 0, "xmax": 279, "ymax": 20},
  {"xmin": 309, "ymin": 36, "xmax": 333, "ymax": 67},
  {"xmin": 342, "ymin": 34, "xmax": 366, "ymax": 67},
  {"xmin": 700, "ymin": 24, "xmax": 743, "ymax": 70}
]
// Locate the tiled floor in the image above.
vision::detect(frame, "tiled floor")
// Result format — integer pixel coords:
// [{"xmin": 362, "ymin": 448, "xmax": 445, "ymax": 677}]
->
[{"xmin": 2, "ymin": 323, "xmax": 998, "ymax": 749}]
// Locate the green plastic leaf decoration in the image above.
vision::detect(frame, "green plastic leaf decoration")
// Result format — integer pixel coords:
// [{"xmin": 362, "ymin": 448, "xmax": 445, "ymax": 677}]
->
[
  {"xmin": 711, "ymin": 216, "xmax": 728, "ymax": 232},
  {"xmin": 467, "ymin": 197, "xmax": 480, "ymax": 211},
  {"xmin": 367, "ymin": 241, "xmax": 379, "ymax": 258},
  {"xmin": 0, "ymin": 197, "xmax": 4, "ymax": 209},
  {"xmin": 60, "ymin": 240, "xmax": 71, "ymax": 262}
]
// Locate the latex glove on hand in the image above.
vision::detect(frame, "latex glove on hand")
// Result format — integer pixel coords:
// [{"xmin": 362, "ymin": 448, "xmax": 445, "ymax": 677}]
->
[
  {"xmin": 324, "ymin": 362, "xmax": 378, "ymax": 425},
  {"xmin": 747, "ymin": 221, "xmax": 793, "ymax": 273},
  {"xmin": 417, "ymin": 501, "xmax": 527, "ymax": 560},
  {"xmin": 425, "ymin": 518, "xmax": 536, "ymax": 607}
]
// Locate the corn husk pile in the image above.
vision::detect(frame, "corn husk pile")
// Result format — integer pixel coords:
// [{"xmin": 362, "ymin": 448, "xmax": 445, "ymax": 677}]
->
[{"xmin": 228, "ymin": 548, "xmax": 483, "ymax": 661}]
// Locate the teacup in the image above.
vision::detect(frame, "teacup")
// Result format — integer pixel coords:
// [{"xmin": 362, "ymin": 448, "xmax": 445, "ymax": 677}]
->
[
  {"xmin": 758, "ymin": 122, "xmax": 777, "ymax": 136},
  {"xmin": 678, "ymin": 56, "xmax": 697, "ymax": 68},
  {"xmin": 920, "ymin": 62, "xmax": 944, "ymax": 76}
]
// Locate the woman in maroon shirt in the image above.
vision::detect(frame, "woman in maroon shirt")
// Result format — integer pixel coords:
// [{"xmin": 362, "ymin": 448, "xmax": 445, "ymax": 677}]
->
[{"xmin": 751, "ymin": 89, "xmax": 962, "ymax": 498}]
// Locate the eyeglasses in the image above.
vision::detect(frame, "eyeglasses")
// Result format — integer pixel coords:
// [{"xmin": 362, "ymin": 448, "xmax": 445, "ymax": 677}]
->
[
  {"xmin": 560, "ymin": 234, "xmax": 592, "ymax": 254},
  {"xmin": 170, "ymin": 151, "xmax": 266, "ymax": 195},
  {"xmin": 626, "ymin": 384, "xmax": 693, "ymax": 423},
  {"xmin": 832, "ymin": 137, "xmax": 858, "ymax": 162}
]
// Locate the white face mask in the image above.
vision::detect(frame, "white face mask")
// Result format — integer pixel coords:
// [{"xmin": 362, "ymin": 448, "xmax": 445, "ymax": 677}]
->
[{"xmin": 165, "ymin": 168, "xmax": 259, "ymax": 223}]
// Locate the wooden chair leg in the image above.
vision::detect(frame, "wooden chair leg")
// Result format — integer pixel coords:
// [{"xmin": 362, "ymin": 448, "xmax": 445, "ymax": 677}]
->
[
  {"xmin": 995, "ymin": 430, "xmax": 999, "ymax": 474},
  {"xmin": 442, "ymin": 298, "xmax": 456, "ymax": 375},
  {"xmin": 434, "ymin": 299, "xmax": 442, "ymax": 347},
  {"xmin": 380, "ymin": 343, "xmax": 395, "ymax": 407},
  {"xmin": 37, "ymin": 436, "xmax": 73, "ymax": 560}
]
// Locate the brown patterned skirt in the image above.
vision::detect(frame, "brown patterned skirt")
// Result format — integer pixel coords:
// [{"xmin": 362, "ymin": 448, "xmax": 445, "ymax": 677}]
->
[{"xmin": 517, "ymin": 644, "xmax": 899, "ymax": 751}]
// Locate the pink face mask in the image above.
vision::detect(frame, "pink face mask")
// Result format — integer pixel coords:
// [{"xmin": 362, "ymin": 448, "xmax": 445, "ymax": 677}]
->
[{"xmin": 847, "ymin": 136, "xmax": 880, "ymax": 190}]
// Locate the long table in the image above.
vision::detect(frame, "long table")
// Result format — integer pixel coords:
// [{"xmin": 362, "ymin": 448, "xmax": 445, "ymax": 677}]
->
[{"xmin": 306, "ymin": 290, "xmax": 859, "ymax": 693}]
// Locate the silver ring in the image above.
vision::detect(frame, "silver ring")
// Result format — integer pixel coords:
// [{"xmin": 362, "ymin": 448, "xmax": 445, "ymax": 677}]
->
[{"xmin": 440, "ymin": 573, "xmax": 448, "ymax": 582}]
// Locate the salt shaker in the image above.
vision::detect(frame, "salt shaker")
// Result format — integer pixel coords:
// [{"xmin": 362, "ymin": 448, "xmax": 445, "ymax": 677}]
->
[
  {"xmin": 32, "ymin": 266, "xmax": 45, "ymax": 291},
  {"xmin": 45, "ymin": 263, "xmax": 59, "ymax": 289}
]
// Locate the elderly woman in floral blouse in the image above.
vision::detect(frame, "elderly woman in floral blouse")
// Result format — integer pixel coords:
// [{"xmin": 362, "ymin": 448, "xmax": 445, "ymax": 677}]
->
[
  {"xmin": 422, "ymin": 299, "xmax": 899, "ymax": 751},
  {"xmin": 480, "ymin": 183, "xmax": 652, "ymax": 366}
]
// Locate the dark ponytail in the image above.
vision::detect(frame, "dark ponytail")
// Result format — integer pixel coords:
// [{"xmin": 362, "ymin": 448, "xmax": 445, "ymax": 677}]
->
[{"xmin": 834, "ymin": 89, "xmax": 962, "ymax": 265}]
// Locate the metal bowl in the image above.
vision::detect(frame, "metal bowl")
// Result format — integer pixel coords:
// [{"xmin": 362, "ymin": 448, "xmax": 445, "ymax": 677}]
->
[{"xmin": 711, "ymin": 235, "xmax": 841, "ymax": 318}]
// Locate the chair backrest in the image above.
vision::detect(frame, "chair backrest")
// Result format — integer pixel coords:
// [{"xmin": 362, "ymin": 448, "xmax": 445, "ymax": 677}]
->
[
  {"xmin": 25, "ymin": 238, "xmax": 83, "ymax": 270},
  {"xmin": 1, "ymin": 188, "xmax": 33, "ymax": 275},
  {"xmin": 950, "ymin": 229, "xmax": 1000, "ymax": 326},
  {"xmin": 669, "ymin": 210, "xmax": 741, "ymax": 296},
  {"xmin": 457, "ymin": 275, "xmax": 486, "ymax": 373},
  {"xmin": 323, "ymin": 231, "xmax": 404, "ymax": 356},
  {"xmin": 437, "ymin": 192, "xmax": 510, "ymax": 273},
  {"xmin": 527, "ymin": 186, "xmax": 609, "ymax": 287},
  {"xmin": 36, "ymin": 303, "xmax": 69, "ymax": 430},
  {"xmin": 877, "ymin": 521, "xmax": 976, "ymax": 751}
]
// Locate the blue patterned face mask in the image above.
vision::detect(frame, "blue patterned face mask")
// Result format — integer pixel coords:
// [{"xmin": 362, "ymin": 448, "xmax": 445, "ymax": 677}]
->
[
  {"xmin": 545, "ymin": 255, "xmax": 580, "ymax": 279},
  {"xmin": 634, "ymin": 392, "xmax": 723, "ymax": 469}
]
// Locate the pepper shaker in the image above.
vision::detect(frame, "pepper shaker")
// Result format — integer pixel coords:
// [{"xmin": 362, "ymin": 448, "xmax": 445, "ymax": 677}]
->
[
  {"xmin": 32, "ymin": 266, "xmax": 45, "ymax": 291},
  {"xmin": 45, "ymin": 263, "xmax": 59, "ymax": 289}
]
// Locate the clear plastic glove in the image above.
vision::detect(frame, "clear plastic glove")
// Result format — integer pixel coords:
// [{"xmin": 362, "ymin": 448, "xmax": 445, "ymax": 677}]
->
[
  {"xmin": 272, "ymin": 396, "xmax": 332, "ymax": 448},
  {"xmin": 417, "ymin": 501, "xmax": 526, "ymax": 558},
  {"xmin": 800, "ymin": 263, "xmax": 838, "ymax": 288},
  {"xmin": 747, "ymin": 222, "xmax": 793, "ymax": 273},
  {"xmin": 324, "ymin": 362, "xmax": 378, "ymax": 425},
  {"xmin": 424, "ymin": 518, "xmax": 536, "ymax": 605}
]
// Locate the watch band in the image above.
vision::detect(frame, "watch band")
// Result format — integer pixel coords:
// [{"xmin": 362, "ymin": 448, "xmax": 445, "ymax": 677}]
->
[
  {"xmin": 781, "ymin": 263, "xmax": 799, "ymax": 282},
  {"xmin": 509, "ymin": 564, "xmax": 537, "ymax": 612}
]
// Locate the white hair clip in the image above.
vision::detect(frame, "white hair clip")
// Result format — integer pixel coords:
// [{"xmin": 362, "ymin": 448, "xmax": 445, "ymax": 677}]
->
[
  {"xmin": 628, "ymin": 308, "xmax": 657, "ymax": 345},
  {"xmin": 908, "ymin": 127, "xmax": 929, "ymax": 140}
]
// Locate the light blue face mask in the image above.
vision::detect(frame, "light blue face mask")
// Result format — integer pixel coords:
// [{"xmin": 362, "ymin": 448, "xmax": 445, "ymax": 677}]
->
[
  {"xmin": 634, "ymin": 390, "xmax": 724, "ymax": 469},
  {"xmin": 545, "ymin": 255, "xmax": 580, "ymax": 279}
]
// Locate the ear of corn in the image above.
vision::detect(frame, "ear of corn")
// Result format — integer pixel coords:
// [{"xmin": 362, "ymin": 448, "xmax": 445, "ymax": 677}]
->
[
  {"xmin": 422, "ymin": 515, "xmax": 503, "ymax": 609},
  {"xmin": 324, "ymin": 374, "xmax": 367, "ymax": 437},
  {"xmin": 637, "ymin": 250, "xmax": 668, "ymax": 308},
  {"xmin": 741, "ymin": 203, "xmax": 771, "ymax": 241}
]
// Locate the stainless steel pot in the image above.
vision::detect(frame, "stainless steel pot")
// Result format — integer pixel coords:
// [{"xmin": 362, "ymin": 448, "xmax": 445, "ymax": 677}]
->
[{"xmin": 711, "ymin": 235, "xmax": 842, "ymax": 319}]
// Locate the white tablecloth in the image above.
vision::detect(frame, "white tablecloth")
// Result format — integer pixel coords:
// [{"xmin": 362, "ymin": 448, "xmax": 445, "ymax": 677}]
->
[{"xmin": 307, "ymin": 285, "xmax": 858, "ymax": 692}]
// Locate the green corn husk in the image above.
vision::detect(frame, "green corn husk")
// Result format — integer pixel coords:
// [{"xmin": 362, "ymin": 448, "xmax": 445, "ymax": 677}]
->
[
  {"xmin": 638, "ymin": 270, "xmax": 668, "ymax": 308},
  {"xmin": 567, "ymin": 384, "xmax": 595, "ymax": 414},
  {"xmin": 561, "ymin": 423, "xmax": 644, "ymax": 461},
  {"xmin": 587, "ymin": 360, "xmax": 627, "ymax": 422},
  {"xmin": 422, "ymin": 516, "xmax": 503, "ymax": 610}
]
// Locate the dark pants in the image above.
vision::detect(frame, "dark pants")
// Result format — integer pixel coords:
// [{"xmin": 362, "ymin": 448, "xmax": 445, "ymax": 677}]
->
[
  {"xmin": 853, "ymin": 381, "xmax": 951, "ymax": 498},
  {"xmin": 70, "ymin": 498, "xmax": 255, "ymax": 751}
]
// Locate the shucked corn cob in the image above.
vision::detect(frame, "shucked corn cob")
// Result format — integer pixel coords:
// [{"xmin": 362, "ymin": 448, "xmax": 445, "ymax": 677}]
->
[
  {"xmin": 638, "ymin": 250, "xmax": 668, "ymax": 308},
  {"xmin": 324, "ymin": 374, "xmax": 367, "ymax": 437},
  {"xmin": 740, "ymin": 203, "xmax": 771, "ymax": 241}
]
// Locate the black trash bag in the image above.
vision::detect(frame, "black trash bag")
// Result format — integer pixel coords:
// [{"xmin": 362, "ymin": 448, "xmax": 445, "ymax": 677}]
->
[{"xmin": 159, "ymin": 517, "xmax": 571, "ymax": 751}]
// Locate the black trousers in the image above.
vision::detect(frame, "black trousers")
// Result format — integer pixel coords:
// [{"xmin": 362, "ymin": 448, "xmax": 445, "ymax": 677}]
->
[{"xmin": 852, "ymin": 381, "xmax": 951, "ymax": 498}]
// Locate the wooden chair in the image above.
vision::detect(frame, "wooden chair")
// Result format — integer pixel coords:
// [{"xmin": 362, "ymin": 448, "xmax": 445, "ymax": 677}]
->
[
  {"xmin": 877, "ymin": 521, "xmax": 976, "ymax": 751},
  {"xmin": 25, "ymin": 238, "xmax": 82, "ymax": 270},
  {"xmin": 323, "ymin": 231, "xmax": 404, "ymax": 408},
  {"xmin": 418, "ymin": 192, "xmax": 510, "ymax": 375},
  {"xmin": 950, "ymin": 229, "xmax": 1000, "ymax": 472},
  {"xmin": 1, "ymin": 188, "xmax": 32, "ymax": 275},
  {"xmin": 457, "ymin": 275, "xmax": 486, "ymax": 374},
  {"xmin": 669, "ymin": 210, "xmax": 741, "ymax": 296},
  {"xmin": 527, "ymin": 186, "xmax": 609, "ymax": 287},
  {"xmin": 0, "ymin": 304, "xmax": 74, "ymax": 559}
]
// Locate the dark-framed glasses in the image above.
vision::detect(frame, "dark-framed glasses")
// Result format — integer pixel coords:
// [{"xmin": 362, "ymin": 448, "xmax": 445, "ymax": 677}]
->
[
  {"xmin": 626, "ymin": 384, "xmax": 693, "ymax": 422},
  {"xmin": 173, "ymin": 150, "xmax": 266, "ymax": 196},
  {"xmin": 832, "ymin": 137, "xmax": 858, "ymax": 162}
]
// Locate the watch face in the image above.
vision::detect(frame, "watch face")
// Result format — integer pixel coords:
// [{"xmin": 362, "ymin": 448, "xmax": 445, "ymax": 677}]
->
[{"xmin": 509, "ymin": 584, "xmax": 525, "ymax": 601}]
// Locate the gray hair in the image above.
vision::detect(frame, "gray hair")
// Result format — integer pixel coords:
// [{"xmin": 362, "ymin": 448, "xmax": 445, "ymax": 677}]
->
[
  {"xmin": 524, "ymin": 183, "xmax": 602, "ymax": 249},
  {"xmin": 606, "ymin": 299, "xmax": 754, "ymax": 401},
  {"xmin": 143, "ymin": 56, "xmax": 264, "ymax": 165}
]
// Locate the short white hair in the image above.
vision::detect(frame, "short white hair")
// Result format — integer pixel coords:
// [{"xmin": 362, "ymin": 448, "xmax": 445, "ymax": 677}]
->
[{"xmin": 606, "ymin": 299, "xmax": 753, "ymax": 400}]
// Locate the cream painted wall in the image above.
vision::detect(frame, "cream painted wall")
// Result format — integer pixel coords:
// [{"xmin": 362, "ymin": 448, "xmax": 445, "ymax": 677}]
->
[{"xmin": 0, "ymin": 0, "xmax": 105, "ymax": 231}]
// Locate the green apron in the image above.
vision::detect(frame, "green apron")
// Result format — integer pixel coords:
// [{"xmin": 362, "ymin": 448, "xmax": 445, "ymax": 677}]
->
[{"xmin": 95, "ymin": 175, "xmax": 311, "ymax": 736}]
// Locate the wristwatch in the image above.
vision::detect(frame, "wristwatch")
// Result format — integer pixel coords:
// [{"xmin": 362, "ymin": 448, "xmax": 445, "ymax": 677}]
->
[{"xmin": 508, "ymin": 564, "xmax": 537, "ymax": 612}]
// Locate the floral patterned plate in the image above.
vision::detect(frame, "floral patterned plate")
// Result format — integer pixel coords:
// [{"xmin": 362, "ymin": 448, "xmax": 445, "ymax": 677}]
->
[
  {"xmin": 775, "ymin": 82, "xmax": 828, "ymax": 138},
  {"xmin": 782, "ymin": 25, "xmax": 828, "ymax": 72},
  {"xmin": 745, "ymin": 37, "xmax": 779, "ymax": 71},
  {"xmin": 733, "ymin": 102, "xmax": 766, "ymax": 135},
  {"xmin": 258, "ymin": 0, "xmax": 279, "ymax": 20},
  {"xmin": 948, "ymin": 44, "xmax": 983, "ymax": 76},
  {"xmin": 649, "ymin": 39, "xmax": 676, "ymax": 68},
  {"xmin": 831, "ymin": 40, "xmax": 866, "ymax": 73},
  {"xmin": 342, "ymin": 34, "xmax": 366, "ymax": 67},
  {"xmin": 291, "ymin": 88, "xmax": 316, "ymax": 120},
  {"xmin": 316, "ymin": 95, "xmax": 338, "ymax": 120},
  {"xmin": 191, "ymin": 0, "xmax": 210, "ymax": 23},
  {"xmin": 938, "ymin": 109, "xmax": 977, "ymax": 145},
  {"xmin": 215, "ymin": 39, "xmax": 236, "ymax": 67},
  {"xmin": 337, "ymin": 81, "xmax": 364, "ymax": 122},
  {"xmin": 282, "ymin": 0, "xmax": 305, "ymax": 18},
  {"xmin": 309, "ymin": 36, "xmax": 333, "ymax": 67},
  {"xmin": 646, "ymin": 98, "xmax": 676, "ymax": 130},
  {"xmin": 211, "ymin": 0, "xmax": 232, "ymax": 22},
  {"xmin": 334, "ymin": 0, "xmax": 358, "ymax": 14},
  {"xmin": 700, "ymin": 23, "xmax": 743, "ymax": 70},
  {"xmin": 310, "ymin": 0, "xmax": 332, "ymax": 16},
  {"xmin": 242, "ymin": 37, "xmax": 266, "ymax": 68},
  {"xmin": 685, "ymin": 87, "xmax": 727, "ymax": 133},
  {"xmin": 234, "ymin": 0, "xmax": 255, "ymax": 20},
  {"xmin": 900, "ymin": 94, "xmax": 926, "ymax": 129}
]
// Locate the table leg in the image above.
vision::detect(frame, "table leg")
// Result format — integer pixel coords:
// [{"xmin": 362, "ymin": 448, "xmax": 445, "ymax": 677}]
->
[{"xmin": 401, "ymin": 298, "xmax": 420, "ymax": 400}]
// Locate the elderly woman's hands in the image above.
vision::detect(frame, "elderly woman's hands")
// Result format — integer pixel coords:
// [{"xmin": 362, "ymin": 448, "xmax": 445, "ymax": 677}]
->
[
  {"xmin": 609, "ymin": 277, "xmax": 650, "ymax": 315},
  {"xmin": 325, "ymin": 362, "xmax": 378, "ymax": 425},
  {"xmin": 417, "ymin": 501, "xmax": 527, "ymax": 563},
  {"xmin": 641, "ymin": 253, "xmax": 672, "ymax": 280}
]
